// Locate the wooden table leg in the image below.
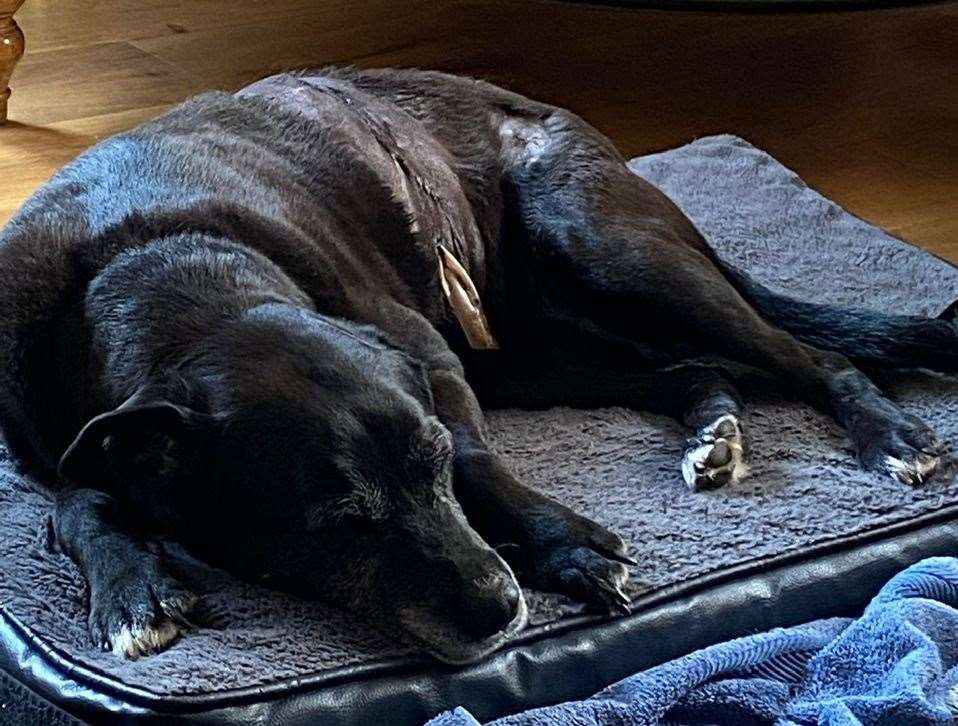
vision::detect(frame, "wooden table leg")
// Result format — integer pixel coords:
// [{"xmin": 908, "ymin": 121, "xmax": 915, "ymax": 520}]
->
[{"xmin": 0, "ymin": 0, "xmax": 25, "ymax": 125}]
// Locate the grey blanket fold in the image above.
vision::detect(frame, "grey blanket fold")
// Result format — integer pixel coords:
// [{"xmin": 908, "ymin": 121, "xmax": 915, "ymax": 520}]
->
[{"xmin": 0, "ymin": 134, "xmax": 955, "ymax": 696}]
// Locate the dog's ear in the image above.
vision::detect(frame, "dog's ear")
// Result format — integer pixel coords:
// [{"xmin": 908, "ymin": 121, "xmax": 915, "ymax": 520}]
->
[{"xmin": 59, "ymin": 389, "xmax": 210, "ymax": 485}]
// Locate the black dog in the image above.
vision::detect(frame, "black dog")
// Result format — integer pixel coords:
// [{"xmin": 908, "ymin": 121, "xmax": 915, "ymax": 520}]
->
[{"xmin": 1, "ymin": 68, "xmax": 955, "ymax": 664}]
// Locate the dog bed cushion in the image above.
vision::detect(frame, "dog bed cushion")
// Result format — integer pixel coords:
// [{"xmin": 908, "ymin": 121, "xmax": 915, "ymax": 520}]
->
[{"xmin": 1, "ymin": 134, "xmax": 956, "ymax": 725}]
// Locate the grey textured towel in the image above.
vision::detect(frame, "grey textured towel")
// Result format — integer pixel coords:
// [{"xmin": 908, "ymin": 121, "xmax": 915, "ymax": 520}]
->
[{"xmin": 0, "ymin": 135, "xmax": 955, "ymax": 696}]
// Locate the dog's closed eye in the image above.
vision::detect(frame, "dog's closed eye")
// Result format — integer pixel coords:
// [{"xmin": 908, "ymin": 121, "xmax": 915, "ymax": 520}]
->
[{"xmin": 306, "ymin": 482, "xmax": 390, "ymax": 529}]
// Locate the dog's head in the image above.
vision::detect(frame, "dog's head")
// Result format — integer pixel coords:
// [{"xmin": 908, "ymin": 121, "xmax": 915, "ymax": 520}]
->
[{"xmin": 59, "ymin": 303, "xmax": 526, "ymax": 663}]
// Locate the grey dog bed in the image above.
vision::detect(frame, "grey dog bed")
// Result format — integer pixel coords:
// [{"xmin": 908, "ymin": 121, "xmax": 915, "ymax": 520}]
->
[{"xmin": 1, "ymin": 134, "xmax": 956, "ymax": 724}]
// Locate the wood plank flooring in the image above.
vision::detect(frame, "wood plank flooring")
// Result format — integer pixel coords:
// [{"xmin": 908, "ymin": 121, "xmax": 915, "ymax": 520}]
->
[{"xmin": 0, "ymin": 0, "xmax": 955, "ymax": 262}]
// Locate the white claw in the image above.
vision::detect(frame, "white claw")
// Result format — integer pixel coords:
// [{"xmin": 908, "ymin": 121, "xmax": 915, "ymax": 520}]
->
[
  {"xmin": 108, "ymin": 614, "xmax": 189, "ymax": 659},
  {"xmin": 883, "ymin": 454, "xmax": 939, "ymax": 486}
]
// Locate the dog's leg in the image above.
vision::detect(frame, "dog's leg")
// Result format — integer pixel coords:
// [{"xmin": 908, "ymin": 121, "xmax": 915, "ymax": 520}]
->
[
  {"xmin": 718, "ymin": 263, "xmax": 958, "ymax": 372},
  {"xmin": 448, "ymin": 422, "xmax": 635, "ymax": 612},
  {"xmin": 503, "ymin": 109, "xmax": 943, "ymax": 484},
  {"xmin": 54, "ymin": 488, "xmax": 197, "ymax": 658},
  {"xmin": 477, "ymin": 349, "xmax": 746, "ymax": 491},
  {"xmin": 369, "ymin": 302, "xmax": 635, "ymax": 611},
  {"xmin": 432, "ymin": 362, "xmax": 636, "ymax": 611}
]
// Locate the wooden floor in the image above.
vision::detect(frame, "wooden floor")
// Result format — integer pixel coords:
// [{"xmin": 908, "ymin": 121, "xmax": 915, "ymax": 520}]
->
[{"xmin": 0, "ymin": 0, "xmax": 955, "ymax": 262}]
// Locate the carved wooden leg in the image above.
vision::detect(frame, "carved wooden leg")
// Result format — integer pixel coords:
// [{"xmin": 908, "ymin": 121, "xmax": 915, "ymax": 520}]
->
[{"xmin": 0, "ymin": 0, "xmax": 25, "ymax": 125}]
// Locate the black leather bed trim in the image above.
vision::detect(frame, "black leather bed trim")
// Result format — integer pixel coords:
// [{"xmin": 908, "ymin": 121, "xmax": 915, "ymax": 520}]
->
[
  {"xmin": 3, "ymin": 504, "xmax": 957, "ymax": 725},
  {"xmin": 0, "ymin": 668, "xmax": 82, "ymax": 726}
]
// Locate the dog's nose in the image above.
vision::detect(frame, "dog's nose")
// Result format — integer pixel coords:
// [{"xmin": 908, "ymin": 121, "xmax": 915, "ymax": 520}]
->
[
  {"xmin": 502, "ymin": 580, "xmax": 521, "ymax": 619},
  {"xmin": 460, "ymin": 577, "xmax": 521, "ymax": 640}
]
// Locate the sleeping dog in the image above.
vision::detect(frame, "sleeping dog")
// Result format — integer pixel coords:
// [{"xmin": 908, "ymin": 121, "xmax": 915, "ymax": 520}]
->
[{"xmin": 1, "ymin": 68, "xmax": 955, "ymax": 664}]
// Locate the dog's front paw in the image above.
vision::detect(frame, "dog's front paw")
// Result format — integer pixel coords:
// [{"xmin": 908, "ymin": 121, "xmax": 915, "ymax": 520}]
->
[
  {"xmin": 856, "ymin": 412, "xmax": 944, "ymax": 486},
  {"xmin": 681, "ymin": 414, "xmax": 748, "ymax": 491},
  {"xmin": 533, "ymin": 542, "xmax": 632, "ymax": 614},
  {"xmin": 513, "ymin": 507, "xmax": 636, "ymax": 615},
  {"xmin": 89, "ymin": 561, "xmax": 197, "ymax": 659}
]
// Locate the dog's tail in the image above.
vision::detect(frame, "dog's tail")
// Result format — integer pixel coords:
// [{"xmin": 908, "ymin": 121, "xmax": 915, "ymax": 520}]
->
[{"xmin": 717, "ymin": 261, "xmax": 958, "ymax": 371}]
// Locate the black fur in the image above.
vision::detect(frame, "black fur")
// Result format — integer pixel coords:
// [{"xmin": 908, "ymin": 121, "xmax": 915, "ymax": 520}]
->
[
  {"xmin": 0, "ymin": 68, "xmax": 954, "ymax": 663},
  {"xmin": 720, "ymin": 262, "xmax": 958, "ymax": 370}
]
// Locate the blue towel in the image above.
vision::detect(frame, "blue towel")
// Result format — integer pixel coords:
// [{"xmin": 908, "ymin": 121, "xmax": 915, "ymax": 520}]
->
[{"xmin": 427, "ymin": 557, "xmax": 958, "ymax": 725}]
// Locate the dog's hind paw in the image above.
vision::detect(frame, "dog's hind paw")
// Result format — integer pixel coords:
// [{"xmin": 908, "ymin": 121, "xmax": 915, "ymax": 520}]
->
[
  {"xmin": 89, "ymin": 563, "xmax": 197, "ymax": 659},
  {"xmin": 857, "ymin": 411, "xmax": 944, "ymax": 486},
  {"xmin": 682, "ymin": 414, "xmax": 748, "ymax": 491}
]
